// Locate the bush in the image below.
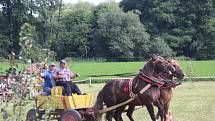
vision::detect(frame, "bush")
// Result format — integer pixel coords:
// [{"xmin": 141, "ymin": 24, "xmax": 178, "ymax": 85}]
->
[
  {"xmin": 64, "ymin": 57, "xmax": 107, "ymax": 63},
  {"xmin": 149, "ymin": 37, "xmax": 175, "ymax": 57},
  {"xmin": 173, "ymin": 56, "xmax": 193, "ymax": 61}
]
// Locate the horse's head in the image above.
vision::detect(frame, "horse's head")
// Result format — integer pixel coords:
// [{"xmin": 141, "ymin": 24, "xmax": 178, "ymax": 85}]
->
[
  {"xmin": 149, "ymin": 54, "xmax": 175, "ymax": 74},
  {"xmin": 168, "ymin": 59, "xmax": 185, "ymax": 80}
]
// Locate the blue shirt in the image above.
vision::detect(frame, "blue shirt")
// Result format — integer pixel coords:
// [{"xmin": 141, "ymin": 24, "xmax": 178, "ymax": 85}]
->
[{"xmin": 42, "ymin": 70, "xmax": 55, "ymax": 89}]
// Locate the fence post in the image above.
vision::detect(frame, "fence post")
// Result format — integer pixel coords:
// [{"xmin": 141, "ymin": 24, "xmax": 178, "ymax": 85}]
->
[
  {"xmin": 188, "ymin": 61, "xmax": 194, "ymax": 88},
  {"xmin": 89, "ymin": 77, "xmax": 92, "ymax": 85}
]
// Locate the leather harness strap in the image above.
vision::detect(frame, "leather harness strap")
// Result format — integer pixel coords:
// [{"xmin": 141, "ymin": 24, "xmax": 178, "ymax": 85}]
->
[
  {"xmin": 138, "ymin": 74, "xmax": 164, "ymax": 87},
  {"xmin": 129, "ymin": 79, "xmax": 135, "ymax": 98}
]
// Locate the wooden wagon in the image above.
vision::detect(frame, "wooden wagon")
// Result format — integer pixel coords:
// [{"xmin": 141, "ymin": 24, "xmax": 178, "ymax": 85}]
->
[
  {"xmin": 27, "ymin": 76, "xmax": 154, "ymax": 121},
  {"xmin": 26, "ymin": 86, "xmax": 95, "ymax": 121}
]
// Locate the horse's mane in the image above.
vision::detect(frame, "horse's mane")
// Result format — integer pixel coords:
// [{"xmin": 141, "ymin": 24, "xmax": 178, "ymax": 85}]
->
[
  {"xmin": 142, "ymin": 59, "xmax": 154, "ymax": 77},
  {"xmin": 170, "ymin": 60, "xmax": 179, "ymax": 66}
]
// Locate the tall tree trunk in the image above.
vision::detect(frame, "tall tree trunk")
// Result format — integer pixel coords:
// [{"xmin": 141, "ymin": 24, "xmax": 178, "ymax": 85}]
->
[
  {"xmin": 55, "ymin": 0, "xmax": 62, "ymax": 41},
  {"xmin": 6, "ymin": 0, "xmax": 12, "ymax": 39}
]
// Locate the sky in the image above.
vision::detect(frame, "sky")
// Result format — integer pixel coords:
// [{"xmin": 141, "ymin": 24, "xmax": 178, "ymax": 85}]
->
[{"xmin": 63, "ymin": 0, "xmax": 121, "ymax": 5}]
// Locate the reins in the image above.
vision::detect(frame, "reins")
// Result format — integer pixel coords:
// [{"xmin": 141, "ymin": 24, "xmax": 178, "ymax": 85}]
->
[{"xmin": 138, "ymin": 73, "xmax": 164, "ymax": 87}]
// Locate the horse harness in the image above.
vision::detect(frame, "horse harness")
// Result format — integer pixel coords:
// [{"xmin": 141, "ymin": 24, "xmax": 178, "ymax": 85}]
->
[
  {"xmin": 123, "ymin": 74, "xmax": 180, "ymax": 98},
  {"xmin": 122, "ymin": 74, "xmax": 165, "ymax": 98}
]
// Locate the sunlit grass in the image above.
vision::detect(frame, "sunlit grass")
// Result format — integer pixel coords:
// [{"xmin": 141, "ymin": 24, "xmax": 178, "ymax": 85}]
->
[
  {"xmin": 1, "ymin": 81, "xmax": 215, "ymax": 121},
  {"xmin": 1, "ymin": 61, "xmax": 215, "ymax": 78}
]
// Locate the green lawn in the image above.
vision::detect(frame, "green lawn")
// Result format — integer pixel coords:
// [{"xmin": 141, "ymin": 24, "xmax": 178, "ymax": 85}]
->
[
  {"xmin": 70, "ymin": 61, "xmax": 215, "ymax": 79},
  {"xmin": 79, "ymin": 81, "xmax": 215, "ymax": 121},
  {"xmin": 1, "ymin": 61, "xmax": 215, "ymax": 78},
  {"xmin": 1, "ymin": 81, "xmax": 215, "ymax": 121}
]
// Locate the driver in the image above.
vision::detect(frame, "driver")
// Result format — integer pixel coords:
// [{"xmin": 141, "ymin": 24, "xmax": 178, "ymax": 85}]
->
[{"xmin": 53, "ymin": 60, "xmax": 82, "ymax": 96}]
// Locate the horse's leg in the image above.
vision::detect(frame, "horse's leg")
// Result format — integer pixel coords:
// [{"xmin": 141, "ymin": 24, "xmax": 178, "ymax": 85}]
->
[
  {"xmin": 146, "ymin": 103, "xmax": 156, "ymax": 121},
  {"xmin": 154, "ymin": 100, "xmax": 164, "ymax": 121},
  {"xmin": 154, "ymin": 103, "xmax": 164, "ymax": 121},
  {"xmin": 113, "ymin": 106, "xmax": 125, "ymax": 121},
  {"xmin": 105, "ymin": 97, "xmax": 117, "ymax": 121},
  {"xmin": 155, "ymin": 108, "xmax": 160, "ymax": 120},
  {"xmin": 126, "ymin": 105, "xmax": 135, "ymax": 121},
  {"xmin": 106, "ymin": 111, "xmax": 114, "ymax": 121},
  {"xmin": 164, "ymin": 101, "xmax": 170, "ymax": 121}
]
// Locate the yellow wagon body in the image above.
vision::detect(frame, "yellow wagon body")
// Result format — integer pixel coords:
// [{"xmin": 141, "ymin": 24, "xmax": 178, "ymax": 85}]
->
[{"xmin": 36, "ymin": 86, "xmax": 93, "ymax": 109}]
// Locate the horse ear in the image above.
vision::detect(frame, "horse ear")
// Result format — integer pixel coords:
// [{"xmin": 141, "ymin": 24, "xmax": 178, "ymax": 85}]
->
[
  {"xmin": 165, "ymin": 57, "xmax": 171, "ymax": 62},
  {"xmin": 150, "ymin": 54, "xmax": 157, "ymax": 61}
]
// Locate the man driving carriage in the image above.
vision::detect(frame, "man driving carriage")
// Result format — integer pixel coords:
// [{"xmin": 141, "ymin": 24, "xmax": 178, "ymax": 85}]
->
[{"xmin": 53, "ymin": 60, "xmax": 82, "ymax": 96}]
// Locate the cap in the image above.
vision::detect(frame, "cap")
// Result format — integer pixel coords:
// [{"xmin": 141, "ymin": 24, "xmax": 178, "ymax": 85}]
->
[
  {"xmin": 50, "ymin": 63, "xmax": 56, "ymax": 66},
  {"xmin": 60, "ymin": 60, "xmax": 66, "ymax": 64}
]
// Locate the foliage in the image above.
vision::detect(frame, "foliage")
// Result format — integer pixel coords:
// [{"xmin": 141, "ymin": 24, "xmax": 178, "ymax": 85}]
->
[
  {"xmin": 120, "ymin": 0, "xmax": 215, "ymax": 59},
  {"xmin": 19, "ymin": 23, "xmax": 54, "ymax": 62},
  {"xmin": 54, "ymin": 3, "xmax": 95, "ymax": 59},
  {"xmin": 93, "ymin": 4, "xmax": 150, "ymax": 60},
  {"xmin": 149, "ymin": 37, "xmax": 174, "ymax": 57},
  {"xmin": 0, "ymin": 1, "xmax": 215, "ymax": 61},
  {"xmin": 0, "ymin": 35, "xmax": 12, "ymax": 57}
]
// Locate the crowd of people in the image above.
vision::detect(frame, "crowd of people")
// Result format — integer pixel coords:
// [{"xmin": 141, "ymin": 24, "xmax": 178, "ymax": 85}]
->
[{"xmin": 40, "ymin": 60, "xmax": 82, "ymax": 96}]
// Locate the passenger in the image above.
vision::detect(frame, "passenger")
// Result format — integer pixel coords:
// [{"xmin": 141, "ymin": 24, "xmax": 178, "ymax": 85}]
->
[
  {"xmin": 41, "ymin": 63, "xmax": 48, "ymax": 73},
  {"xmin": 41, "ymin": 63, "xmax": 56, "ymax": 96},
  {"xmin": 53, "ymin": 60, "xmax": 82, "ymax": 96}
]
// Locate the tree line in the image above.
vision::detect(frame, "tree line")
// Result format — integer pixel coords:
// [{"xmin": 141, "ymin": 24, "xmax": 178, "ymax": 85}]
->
[{"xmin": 0, "ymin": 0, "xmax": 215, "ymax": 62}]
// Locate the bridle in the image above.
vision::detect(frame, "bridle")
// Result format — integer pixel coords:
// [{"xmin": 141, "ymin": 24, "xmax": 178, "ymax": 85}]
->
[{"xmin": 152, "ymin": 58, "xmax": 175, "ymax": 75}]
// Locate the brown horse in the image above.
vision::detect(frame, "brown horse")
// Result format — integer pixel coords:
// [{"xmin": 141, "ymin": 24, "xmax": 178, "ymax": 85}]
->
[
  {"xmin": 155, "ymin": 59, "xmax": 184, "ymax": 121},
  {"xmin": 125, "ymin": 59, "xmax": 184, "ymax": 121},
  {"xmin": 25, "ymin": 62, "xmax": 47, "ymax": 74},
  {"xmin": 94, "ymin": 55, "xmax": 175, "ymax": 121}
]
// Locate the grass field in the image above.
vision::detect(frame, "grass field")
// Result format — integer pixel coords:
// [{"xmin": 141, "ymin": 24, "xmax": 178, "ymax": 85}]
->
[
  {"xmin": 1, "ymin": 81, "xmax": 215, "ymax": 121},
  {"xmin": 1, "ymin": 61, "xmax": 215, "ymax": 79},
  {"xmin": 79, "ymin": 81, "xmax": 215, "ymax": 121},
  {"xmin": 0, "ymin": 61, "xmax": 214, "ymax": 120}
]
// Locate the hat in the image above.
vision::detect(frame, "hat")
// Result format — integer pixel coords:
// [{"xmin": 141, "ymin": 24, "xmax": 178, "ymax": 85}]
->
[
  {"xmin": 50, "ymin": 63, "xmax": 56, "ymax": 66},
  {"xmin": 60, "ymin": 60, "xmax": 66, "ymax": 64}
]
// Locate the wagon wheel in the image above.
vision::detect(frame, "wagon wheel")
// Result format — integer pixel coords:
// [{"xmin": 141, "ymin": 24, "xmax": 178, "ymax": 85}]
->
[
  {"xmin": 59, "ymin": 109, "xmax": 82, "ymax": 121},
  {"xmin": 26, "ymin": 109, "xmax": 37, "ymax": 121}
]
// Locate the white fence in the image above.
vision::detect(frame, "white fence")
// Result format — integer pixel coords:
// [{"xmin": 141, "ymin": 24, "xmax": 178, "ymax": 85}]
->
[{"xmin": 75, "ymin": 76, "xmax": 215, "ymax": 85}]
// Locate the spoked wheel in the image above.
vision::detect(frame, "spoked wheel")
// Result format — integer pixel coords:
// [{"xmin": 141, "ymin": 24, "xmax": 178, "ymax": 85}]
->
[
  {"xmin": 59, "ymin": 109, "xmax": 82, "ymax": 121},
  {"xmin": 26, "ymin": 109, "xmax": 37, "ymax": 121}
]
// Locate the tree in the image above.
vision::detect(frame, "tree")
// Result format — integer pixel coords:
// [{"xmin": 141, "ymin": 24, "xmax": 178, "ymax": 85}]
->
[
  {"xmin": 19, "ymin": 23, "xmax": 53, "ymax": 62},
  {"xmin": 93, "ymin": 4, "xmax": 150, "ymax": 60},
  {"xmin": 0, "ymin": 34, "xmax": 12, "ymax": 57},
  {"xmin": 194, "ymin": 17, "xmax": 215, "ymax": 59},
  {"xmin": 120, "ymin": 0, "xmax": 215, "ymax": 59},
  {"xmin": 54, "ymin": 3, "xmax": 95, "ymax": 59},
  {"xmin": 149, "ymin": 37, "xmax": 174, "ymax": 57}
]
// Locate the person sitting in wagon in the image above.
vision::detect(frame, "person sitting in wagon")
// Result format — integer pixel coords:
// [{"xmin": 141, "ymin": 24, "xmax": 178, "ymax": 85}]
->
[
  {"xmin": 40, "ymin": 63, "xmax": 56, "ymax": 95},
  {"xmin": 53, "ymin": 60, "xmax": 82, "ymax": 96}
]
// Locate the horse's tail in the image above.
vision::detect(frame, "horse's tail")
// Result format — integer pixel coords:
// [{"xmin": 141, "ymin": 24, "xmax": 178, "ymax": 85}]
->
[{"xmin": 93, "ymin": 90, "xmax": 104, "ymax": 121}]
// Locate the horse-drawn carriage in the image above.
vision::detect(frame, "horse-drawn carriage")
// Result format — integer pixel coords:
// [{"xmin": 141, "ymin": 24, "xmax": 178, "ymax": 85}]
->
[
  {"xmin": 26, "ymin": 55, "xmax": 184, "ymax": 121},
  {"xmin": 26, "ymin": 86, "xmax": 95, "ymax": 121}
]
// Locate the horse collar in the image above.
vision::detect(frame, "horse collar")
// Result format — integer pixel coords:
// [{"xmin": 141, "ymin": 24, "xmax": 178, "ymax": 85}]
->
[{"xmin": 138, "ymin": 74, "xmax": 164, "ymax": 87}]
